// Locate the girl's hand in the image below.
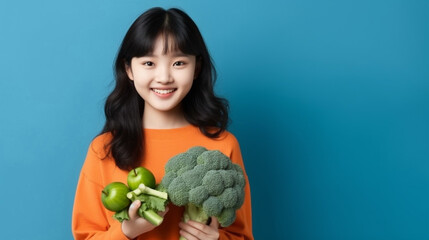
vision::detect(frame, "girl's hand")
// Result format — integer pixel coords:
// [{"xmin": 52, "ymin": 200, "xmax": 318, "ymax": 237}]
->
[
  {"xmin": 179, "ymin": 217, "xmax": 220, "ymax": 240},
  {"xmin": 121, "ymin": 200, "xmax": 169, "ymax": 239}
]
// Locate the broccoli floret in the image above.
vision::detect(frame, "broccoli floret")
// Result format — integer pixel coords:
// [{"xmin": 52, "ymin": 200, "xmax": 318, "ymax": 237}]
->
[
  {"xmin": 202, "ymin": 170, "xmax": 225, "ymax": 195},
  {"xmin": 161, "ymin": 146, "xmax": 246, "ymax": 229},
  {"xmin": 196, "ymin": 150, "xmax": 231, "ymax": 170},
  {"xmin": 233, "ymin": 184, "xmax": 245, "ymax": 209},
  {"xmin": 203, "ymin": 196, "xmax": 223, "ymax": 216},
  {"xmin": 165, "ymin": 152, "xmax": 197, "ymax": 174},
  {"xmin": 160, "ymin": 171, "xmax": 177, "ymax": 188},
  {"xmin": 181, "ymin": 168, "xmax": 205, "ymax": 189},
  {"xmin": 188, "ymin": 186, "xmax": 209, "ymax": 205},
  {"xmin": 167, "ymin": 176, "xmax": 189, "ymax": 206},
  {"xmin": 218, "ymin": 187, "xmax": 238, "ymax": 209},
  {"xmin": 217, "ymin": 208, "xmax": 236, "ymax": 227},
  {"xmin": 219, "ymin": 170, "xmax": 236, "ymax": 188},
  {"xmin": 186, "ymin": 146, "xmax": 208, "ymax": 159}
]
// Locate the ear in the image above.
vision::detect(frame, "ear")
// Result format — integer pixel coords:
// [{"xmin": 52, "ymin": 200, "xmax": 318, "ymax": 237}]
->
[{"xmin": 125, "ymin": 62, "xmax": 134, "ymax": 81}]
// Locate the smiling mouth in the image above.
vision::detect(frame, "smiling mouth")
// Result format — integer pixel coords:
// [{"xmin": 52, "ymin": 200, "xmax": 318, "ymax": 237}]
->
[{"xmin": 151, "ymin": 88, "xmax": 177, "ymax": 95}]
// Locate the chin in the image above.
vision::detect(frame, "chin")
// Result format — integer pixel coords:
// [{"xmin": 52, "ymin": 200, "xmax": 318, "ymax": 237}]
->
[{"xmin": 154, "ymin": 104, "xmax": 181, "ymax": 113}]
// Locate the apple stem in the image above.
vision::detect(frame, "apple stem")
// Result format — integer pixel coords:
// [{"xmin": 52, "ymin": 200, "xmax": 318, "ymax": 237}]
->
[
  {"xmin": 133, "ymin": 169, "xmax": 137, "ymax": 176},
  {"xmin": 102, "ymin": 190, "xmax": 108, "ymax": 196}
]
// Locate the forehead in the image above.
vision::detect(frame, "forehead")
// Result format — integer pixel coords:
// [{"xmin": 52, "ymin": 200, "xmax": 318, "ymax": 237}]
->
[{"xmin": 150, "ymin": 34, "xmax": 183, "ymax": 55}]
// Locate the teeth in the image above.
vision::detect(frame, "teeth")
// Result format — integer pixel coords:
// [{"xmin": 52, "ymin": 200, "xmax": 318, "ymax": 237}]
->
[{"xmin": 152, "ymin": 89, "xmax": 175, "ymax": 94}]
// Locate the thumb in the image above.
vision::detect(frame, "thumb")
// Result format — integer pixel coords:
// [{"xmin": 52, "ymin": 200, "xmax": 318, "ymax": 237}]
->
[
  {"xmin": 209, "ymin": 217, "xmax": 219, "ymax": 229},
  {"xmin": 128, "ymin": 200, "xmax": 141, "ymax": 219}
]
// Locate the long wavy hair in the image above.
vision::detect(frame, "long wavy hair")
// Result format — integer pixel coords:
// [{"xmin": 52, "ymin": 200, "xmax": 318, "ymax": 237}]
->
[{"xmin": 101, "ymin": 7, "xmax": 229, "ymax": 170}]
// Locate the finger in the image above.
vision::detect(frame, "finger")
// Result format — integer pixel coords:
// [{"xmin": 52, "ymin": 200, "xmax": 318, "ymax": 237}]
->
[
  {"xmin": 179, "ymin": 222, "xmax": 201, "ymax": 237},
  {"xmin": 128, "ymin": 200, "xmax": 141, "ymax": 219},
  {"xmin": 209, "ymin": 217, "xmax": 219, "ymax": 229},
  {"xmin": 179, "ymin": 229, "xmax": 198, "ymax": 240},
  {"xmin": 180, "ymin": 221, "xmax": 218, "ymax": 239},
  {"xmin": 186, "ymin": 221, "xmax": 214, "ymax": 233}
]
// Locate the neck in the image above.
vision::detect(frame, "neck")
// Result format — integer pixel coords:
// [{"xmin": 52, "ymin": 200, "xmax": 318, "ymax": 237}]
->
[{"xmin": 142, "ymin": 104, "xmax": 189, "ymax": 129}]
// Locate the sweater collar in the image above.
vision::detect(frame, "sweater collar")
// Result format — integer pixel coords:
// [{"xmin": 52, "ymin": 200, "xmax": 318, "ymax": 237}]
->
[{"xmin": 143, "ymin": 124, "xmax": 199, "ymax": 141}]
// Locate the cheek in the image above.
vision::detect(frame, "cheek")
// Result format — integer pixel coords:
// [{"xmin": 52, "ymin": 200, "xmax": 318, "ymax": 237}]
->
[
  {"xmin": 131, "ymin": 75, "xmax": 150, "ymax": 98},
  {"xmin": 180, "ymin": 70, "xmax": 196, "ymax": 85},
  {"xmin": 132, "ymin": 73, "xmax": 150, "ymax": 86},
  {"xmin": 182, "ymin": 75, "xmax": 194, "ymax": 91}
]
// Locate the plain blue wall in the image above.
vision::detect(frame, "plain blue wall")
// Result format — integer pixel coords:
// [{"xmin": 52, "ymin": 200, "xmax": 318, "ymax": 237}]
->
[{"xmin": 0, "ymin": 0, "xmax": 428, "ymax": 239}]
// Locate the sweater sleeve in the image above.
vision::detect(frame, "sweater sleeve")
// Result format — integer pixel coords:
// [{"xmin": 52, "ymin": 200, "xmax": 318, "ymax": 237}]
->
[
  {"xmin": 218, "ymin": 135, "xmax": 254, "ymax": 240},
  {"xmin": 71, "ymin": 139, "xmax": 129, "ymax": 240}
]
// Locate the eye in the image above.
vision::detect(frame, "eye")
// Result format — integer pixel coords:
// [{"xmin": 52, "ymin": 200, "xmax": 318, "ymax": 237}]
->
[
  {"xmin": 143, "ymin": 61, "xmax": 154, "ymax": 66},
  {"xmin": 173, "ymin": 61, "xmax": 186, "ymax": 67}
]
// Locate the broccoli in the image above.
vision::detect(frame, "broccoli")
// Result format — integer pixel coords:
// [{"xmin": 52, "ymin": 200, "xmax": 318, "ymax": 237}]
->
[{"xmin": 161, "ymin": 146, "xmax": 246, "ymax": 231}]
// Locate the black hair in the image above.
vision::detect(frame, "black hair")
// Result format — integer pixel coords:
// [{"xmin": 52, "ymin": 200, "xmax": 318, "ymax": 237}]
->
[{"xmin": 101, "ymin": 7, "xmax": 229, "ymax": 170}]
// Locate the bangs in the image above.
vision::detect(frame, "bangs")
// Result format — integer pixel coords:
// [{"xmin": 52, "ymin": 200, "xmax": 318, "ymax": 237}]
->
[{"xmin": 128, "ymin": 12, "xmax": 200, "ymax": 58}]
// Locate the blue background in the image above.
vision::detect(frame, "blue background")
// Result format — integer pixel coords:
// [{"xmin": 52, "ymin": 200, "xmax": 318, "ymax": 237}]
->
[{"xmin": 0, "ymin": 0, "xmax": 428, "ymax": 239}]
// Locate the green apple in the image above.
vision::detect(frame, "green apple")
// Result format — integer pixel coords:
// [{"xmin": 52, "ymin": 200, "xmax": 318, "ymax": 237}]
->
[
  {"xmin": 127, "ymin": 167, "xmax": 156, "ymax": 190},
  {"xmin": 101, "ymin": 182, "xmax": 131, "ymax": 212}
]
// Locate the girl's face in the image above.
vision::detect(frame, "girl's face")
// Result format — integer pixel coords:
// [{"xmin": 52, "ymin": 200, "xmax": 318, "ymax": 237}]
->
[{"xmin": 126, "ymin": 35, "xmax": 197, "ymax": 117}]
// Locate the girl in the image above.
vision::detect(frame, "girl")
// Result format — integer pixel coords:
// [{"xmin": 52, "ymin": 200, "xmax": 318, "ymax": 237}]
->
[{"xmin": 72, "ymin": 7, "xmax": 253, "ymax": 240}]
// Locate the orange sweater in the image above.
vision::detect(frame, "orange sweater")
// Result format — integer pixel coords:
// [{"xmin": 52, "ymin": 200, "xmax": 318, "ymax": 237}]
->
[{"xmin": 72, "ymin": 125, "xmax": 253, "ymax": 240}]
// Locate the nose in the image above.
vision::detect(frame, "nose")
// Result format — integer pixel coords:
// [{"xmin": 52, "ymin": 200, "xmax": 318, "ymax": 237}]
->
[{"xmin": 155, "ymin": 65, "xmax": 173, "ymax": 84}]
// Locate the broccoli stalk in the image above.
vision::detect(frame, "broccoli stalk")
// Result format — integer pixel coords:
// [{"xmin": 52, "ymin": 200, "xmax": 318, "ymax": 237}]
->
[{"xmin": 183, "ymin": 203, "xmax": 209, "ymax": 224}]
